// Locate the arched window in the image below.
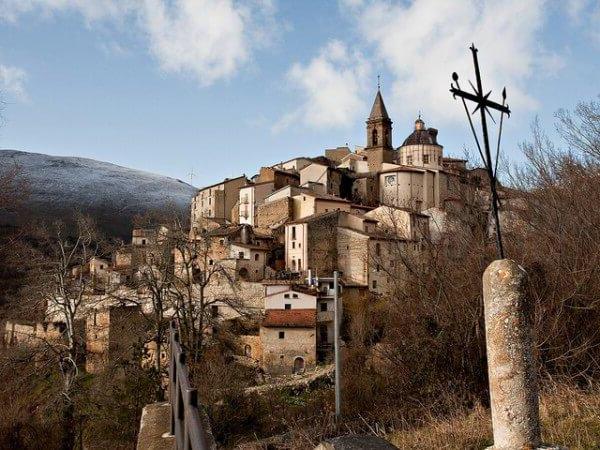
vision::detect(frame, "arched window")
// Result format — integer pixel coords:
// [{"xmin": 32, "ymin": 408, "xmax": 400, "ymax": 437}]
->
[
  {"xmin": 375, "ymin": 242, "xmax": 381, "ymax": 256},
  {"xmin": 372, "ymin": 128, "xmax": 378, "ymax": 146}
]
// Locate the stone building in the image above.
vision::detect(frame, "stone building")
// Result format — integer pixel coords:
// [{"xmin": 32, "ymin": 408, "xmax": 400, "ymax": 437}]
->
[
  {"xmin": 299, "ymin": 162, "xmax": 347, "ymax": 197},
  {"xmin": 190, "ymin": 175, "xmax": 248, "ymax": 225},
  {"xmin": 256, "ymin": 166, "xmax": 300, "ymax": 188},
  {"xmin": 365, "ymin": 205, "xmax": 430, "ymax": 240},
  {"xmin": 85, "ymin": 304, "xmax": 145, "ymax": 373},
  {"xmin": 270, "ymin": 157, "xmax": 314, "ymax": 173},
  {"xmin": 260, "ymin": 309, "xmax": 316, "ymax": 375},
  {"xmin": 238, "ymin": 181, "xmax": 276, "ymax": 226}
]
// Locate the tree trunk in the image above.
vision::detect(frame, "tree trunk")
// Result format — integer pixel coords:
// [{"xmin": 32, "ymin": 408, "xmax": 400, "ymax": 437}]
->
[{"xmin": 60, "ymin": 399, "xmax": 75, "ymax": 450}]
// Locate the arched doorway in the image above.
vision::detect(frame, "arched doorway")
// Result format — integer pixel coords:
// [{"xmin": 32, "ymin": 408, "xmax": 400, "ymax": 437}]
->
[
  {"xmin": 293, "ymin": 356, "xmax": 305, "ymax": 374},
  {"xmin": 244, "ymin": 345, "xmax": 252, "ymax": 357}
]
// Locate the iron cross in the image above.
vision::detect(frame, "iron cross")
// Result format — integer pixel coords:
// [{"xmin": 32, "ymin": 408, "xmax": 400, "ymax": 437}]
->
[{"xmin": 450, "ymin": 44, "xmax": 511, "ymax": 259}]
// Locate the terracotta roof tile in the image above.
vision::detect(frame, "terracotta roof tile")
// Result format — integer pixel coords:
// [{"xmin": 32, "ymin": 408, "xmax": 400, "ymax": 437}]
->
[{"xmin": 262, "ymin": 309, "xmax": 316, "ymax": 328}]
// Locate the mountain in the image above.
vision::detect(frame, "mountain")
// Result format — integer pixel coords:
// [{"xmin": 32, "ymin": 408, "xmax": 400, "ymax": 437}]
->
[{"xmin": 0, "ymin": 149, "xmax": 197, "ymax": 238}]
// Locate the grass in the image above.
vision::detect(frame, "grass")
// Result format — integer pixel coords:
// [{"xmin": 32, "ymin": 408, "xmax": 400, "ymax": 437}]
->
[{"xmin": 387, "ymin": 384, "xmax": 600, "ymax": 449}]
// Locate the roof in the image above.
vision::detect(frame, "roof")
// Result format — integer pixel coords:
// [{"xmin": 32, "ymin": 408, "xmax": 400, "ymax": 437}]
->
[
  {"xmin": 350, "ymin": 204, "xmax": 376, "ymax": 212},
  {"xmin": 442, "ymin": 157, "xmax": 467, "ymax": 163},
  {"xmin": 270, "ymin": 156, "xmax": 312, "ymax": 167},
  {"xmin": 197, "ymin": 174, "xmax": 247, "ymax": 192},
  {"xmin": 401, "ymin": 120, "xmax": 440, "ymax": 146},
  {"xmin": 264, "ymin": 285, "xmax": 320, "ymax": 299},
  {"xmin": 230, "ymin": 242, "xmax": 270, "ymax": 251},
  {"xmin": 368, "ymin": 89, "xmax": 390, "ymax": 121},
  {"xmin": 262, "ymin": 309, "xmax": 316, "ymax": 328},
  {"xmin": 369, "ymin": 205, "xmax": 429, "ymax": 218},
  {"xmin": 242, "ymin": 180, "xmax": 275, "ymax": 188},
  {"xmin": 288, "ymin": 210, "xmax": 342, "ymax": 225},
  {"xmin": 297, "ymin": 189, "xmax": 350, "ymax": 202},
  {"xmin": 338, "ymin": 226, "xmax": 414, "ymax": 242}
]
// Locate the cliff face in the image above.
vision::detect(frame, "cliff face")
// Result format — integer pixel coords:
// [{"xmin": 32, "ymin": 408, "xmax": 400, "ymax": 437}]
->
[{"xmin": 0, "ymin": 149, "xmax": 197, "ymax": 238}]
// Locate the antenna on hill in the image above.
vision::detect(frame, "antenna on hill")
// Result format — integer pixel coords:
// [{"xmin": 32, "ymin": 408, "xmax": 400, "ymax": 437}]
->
[{"xmin": 188, "ymin": 169, "xmax": 196, "ymax": 186}]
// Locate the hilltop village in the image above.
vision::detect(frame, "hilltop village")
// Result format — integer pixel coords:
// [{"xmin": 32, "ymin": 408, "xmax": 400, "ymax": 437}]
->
[{"xmin": 3, "ymin": 89, "xmax": 505, "ymax": 377}]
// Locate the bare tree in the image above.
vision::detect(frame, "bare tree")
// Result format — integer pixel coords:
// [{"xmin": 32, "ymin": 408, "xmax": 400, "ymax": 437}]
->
[{"xmin": 17, "ymin": 214, "xmax": 108, "ymax": 449}]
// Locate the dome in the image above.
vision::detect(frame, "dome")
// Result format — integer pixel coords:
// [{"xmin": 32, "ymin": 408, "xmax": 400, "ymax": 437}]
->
[{"xmin": 401, "ymin": 119, "xmax": 440, "ymax": 146}]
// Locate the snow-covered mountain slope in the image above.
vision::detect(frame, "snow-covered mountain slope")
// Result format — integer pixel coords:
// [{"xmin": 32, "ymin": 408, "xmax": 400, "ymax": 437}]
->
[{"xmin": 0, "ymin": 149, "xmax": 197, "ymax": 237}]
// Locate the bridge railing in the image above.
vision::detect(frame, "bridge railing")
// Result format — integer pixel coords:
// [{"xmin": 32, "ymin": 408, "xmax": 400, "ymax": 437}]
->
[{"xmin": 169, "ymin": 321, "xmax": 216, "ymax": 450}]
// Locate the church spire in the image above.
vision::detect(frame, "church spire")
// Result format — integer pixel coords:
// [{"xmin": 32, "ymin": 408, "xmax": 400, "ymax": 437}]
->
[{"xmin": 369, "ymin": 89, "xmax": 390, "ymax": 121}]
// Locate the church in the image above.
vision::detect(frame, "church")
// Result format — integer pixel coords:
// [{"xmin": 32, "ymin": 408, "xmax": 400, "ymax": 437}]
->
[{"xmin": 335, "ymin": 87, "xmax": 477, "ymax": 213}]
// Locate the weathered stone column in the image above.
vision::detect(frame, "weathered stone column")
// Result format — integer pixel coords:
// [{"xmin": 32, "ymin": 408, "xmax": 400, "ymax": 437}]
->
[{"xmin": 483, "ymin": 259, "xmax": 541, "ymax": 450}]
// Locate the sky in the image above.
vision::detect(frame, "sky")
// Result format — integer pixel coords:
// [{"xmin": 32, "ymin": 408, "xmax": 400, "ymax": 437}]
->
[{"xmin": 0, "ymin": 0, "xmax": 599, "ymax": 188}]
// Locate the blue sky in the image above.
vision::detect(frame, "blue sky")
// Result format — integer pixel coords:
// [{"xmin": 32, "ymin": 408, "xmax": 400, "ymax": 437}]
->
[{"xmin": 0, "ymin": 0, "xmax": 599, "ymax": 188}]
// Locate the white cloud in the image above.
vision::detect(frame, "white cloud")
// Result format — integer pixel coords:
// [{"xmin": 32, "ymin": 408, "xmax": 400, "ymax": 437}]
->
[
  {"xmin": 0, "ymin": 64, "xmax": 28, "ymax": 101},
  {"xmin": 141, "ymin": 0, "xmax": 250, "ymax": 86},
  {"xmin": 0, "ymin": 0, "xmax": 277, "ymax": 86},
  {"xmin": 341, "ymin": 0, "xmax": 561, "ymax": 124},
  {"xmin": 274, "ymin": 40, "xmax": 370, "ymax": 132}
]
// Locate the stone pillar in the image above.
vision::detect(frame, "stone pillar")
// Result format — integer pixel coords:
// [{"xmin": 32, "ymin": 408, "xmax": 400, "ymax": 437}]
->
[{"xmin": 483, "ymin": 259, "xmax": 541, "ymax": 450}]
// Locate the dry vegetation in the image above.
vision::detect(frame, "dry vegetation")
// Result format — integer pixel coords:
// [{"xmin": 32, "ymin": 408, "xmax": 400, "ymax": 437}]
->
[{"xmin": 1, "ymin": 98, "xmax": 599, "ymax": 449}]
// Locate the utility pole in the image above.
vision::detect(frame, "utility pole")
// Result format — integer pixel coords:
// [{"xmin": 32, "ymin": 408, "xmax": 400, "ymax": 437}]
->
[{"xmin": 333, "ymin": 270, "xmax": 341, "ymax": 419}]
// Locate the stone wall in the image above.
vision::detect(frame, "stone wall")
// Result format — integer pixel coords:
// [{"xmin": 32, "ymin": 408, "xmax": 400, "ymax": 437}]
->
[
  {"xmin": 260, "ymin": 326, "xmax": 316, "ymax": 376},
  {"xmin": 240, "ymin": 335, "xmax": 262, "ymax": 361},
  {"xmin": 256, "ymin": 197, "xmax": 293, "ymax": 229}
]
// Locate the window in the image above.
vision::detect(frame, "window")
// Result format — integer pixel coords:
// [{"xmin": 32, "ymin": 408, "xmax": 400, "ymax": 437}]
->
[
  {"xmin": 375, "ymin": 243, "xmax": 381, "ymax": 256},
  {"xmin": 298, "ymin": 259, "xmax": 302, "ymax": 270},
  {"xmin": 141, "ymin": 239, "xmax": 146, "ymax": 246},
  {"xmin": 254, "ymin": 253, "xmax": 259, "ymax": 261},
  {"xmin": 329, "ymin": 282, "xmax": 334, "ymax": 289},
  {"xmin": 211, "ymin": 305, "xmax": 219, "ymax": 318},
  {"xmin": 285, "ymin": 304, "xmax": 291, "ymax": 310},
  {"xmin": 292, "ymin": 293, "xmax": 298, "ymax": 299},
  {"xmin": 376, "ymin": 264, "xmax": 380, "ymax": 272},
  {"xmin": 320, "ymin": 302, "xmax": 327, "ymax": 312},
  {"xmin": 423, "ymin": 154, "xmax": 429, "ymax": 164},
  {"xmin": 292, "ymin": 226, "xmax": 296, "ymax": 240},
  {"xmin": 372, "ymin": 128, "xmax": 378, "ymax": 146},
  {"xmin": 372, "ymin": 280, "xmax": 378, "ymax": 289},
  {"xmin": 219, "ymin": 239, "xmax": 224, "ymax": 245},
  {"xmin": 292, "ymin": 242, "xmax": 295, "ymax": 249},
  {"xmin": 284, "ymin": 293, "xmax": 290, "ymax": 299},
  {"xmin": 99, "ymin": 264, "xmax": 104, "ymax": 269},
  {"xmin": 407, "ymin": 156, "xmax": 413, "ymax": 165},
  {"xmin": 279, "ymin": 331, "xmax": 285, "ymax": 339},
  {"xmin": 238, "ymin": 251, "xmax": 244, "ymax": 259},
  {"xmin": 209, "ymin": 259, "xmax": 213, "ymax": 266}
]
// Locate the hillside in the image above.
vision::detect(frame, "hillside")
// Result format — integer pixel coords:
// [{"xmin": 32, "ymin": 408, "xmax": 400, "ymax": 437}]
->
[{"xmin": 0, "ymin": 149, "xmax": 197, "ymax": 237}]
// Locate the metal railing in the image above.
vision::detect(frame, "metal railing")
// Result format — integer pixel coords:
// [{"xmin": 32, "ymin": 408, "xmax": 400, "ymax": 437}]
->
[{"xmin": 169, "ymin": 321, "xmax": 216, "ymax": 450}]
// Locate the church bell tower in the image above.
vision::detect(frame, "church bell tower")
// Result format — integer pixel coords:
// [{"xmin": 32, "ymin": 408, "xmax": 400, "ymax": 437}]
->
[{"xmin": 364, "ymin": 87, "xmax": 394, "ymax": 171}]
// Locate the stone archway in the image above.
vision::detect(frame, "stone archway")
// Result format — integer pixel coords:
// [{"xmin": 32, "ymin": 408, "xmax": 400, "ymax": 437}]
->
[{"xmin": 293, "ymin": 356, "xmax": 305, "ymax": 374}]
